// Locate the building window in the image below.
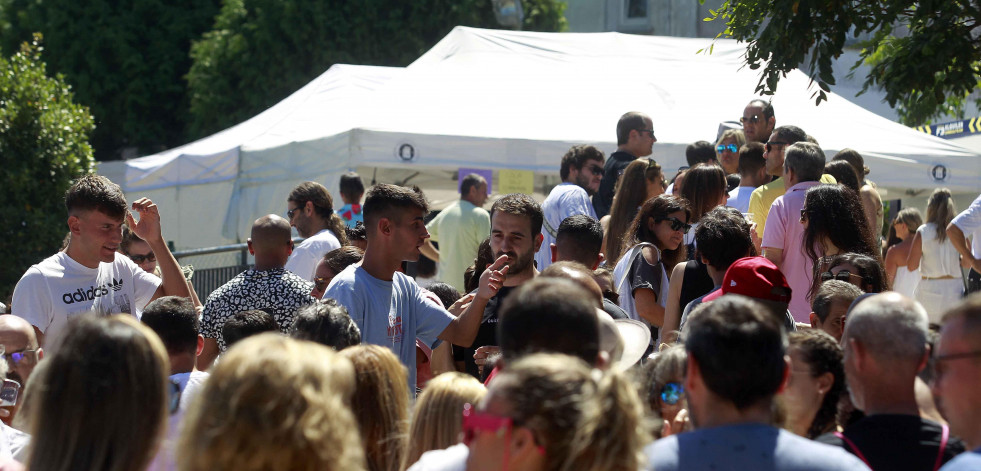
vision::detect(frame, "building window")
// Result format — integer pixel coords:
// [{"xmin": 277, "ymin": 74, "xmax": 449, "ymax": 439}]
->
[{"xmin": 626, "ymin": 0, "xmax": 647, "ymax": 18}]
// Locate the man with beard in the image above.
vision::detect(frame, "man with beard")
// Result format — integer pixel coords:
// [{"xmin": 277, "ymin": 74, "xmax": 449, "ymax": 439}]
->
[
  {"xmin": 458, "ymin": 193, "xmax": 543, "ymax": 379},
  {"xmin": 535, "ymin": 145, "xmax": 604, "ymax": 272},
  {"xmin": 0, "ymin": 315, "xmax": 42, "ymax": 426},
  {"xmin": 284, "ymin": 182, "xmax": 347, "ymax": 281}
]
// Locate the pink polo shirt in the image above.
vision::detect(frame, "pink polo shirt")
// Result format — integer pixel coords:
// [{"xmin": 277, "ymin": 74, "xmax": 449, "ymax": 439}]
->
[{"xmin": 762, "ymin": 181, "xmax": 825, "ymax": 321}]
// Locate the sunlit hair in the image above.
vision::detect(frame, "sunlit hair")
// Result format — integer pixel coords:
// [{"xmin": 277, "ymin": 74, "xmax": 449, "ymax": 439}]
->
[
  {"xmin": 403, "ymin": 373, "xmax": 486, "ymax": 468},
  {"xmin": 607, "ymin": 158, "xmax": 663, "ymax": 263},
  {"xmin": 28, "ymin": 315, "xmax": 169, "ymax": 471},
  {"xmin": 925, "ymin": 188, "xmax": 956, "ymax": 242},
  {"xmin": 178, "ymin": 333, "xmax": 364, "ymax": 471},
  {"xmin": 489, "ymin": 354, "xmax": 651, "ymax": 471},
  {"xmin": 339, "ymin": 345, "xmax": 409, "ymax": 471},
  {"xmin": 715, "ymin": 129, "xmax": 746, "ymax": 156},
  {"xmin": 801, "ymin": 185, "xmax": 879, "ymax": 285},
  {"xmin": 788, "ymin": 330, "xmax": 845, "ymax": 438},
  {"xmin": 65, "ymin": 174, "xmax": 127, "ymax": 219},
  {"xmin": 823, "ymin": 161, "xmax": 860, "ymax": 192},
  {"xmin": 120, "ymin": 223, "xmax": 146, "ymax": 255},
  {"xmin": 289, "ymin": 181, "xmax": 349, "ymax": 245},
  {"xmin": 620, "ymin": 194, "xmax": 690, "ymax": 267},
  {"xmin": 887, "ymin": 207, "xmax": 925, "ymax": 248},
  {"xmin": 680, "ymin": 163, "xmax": 727, "ymax": 224}
]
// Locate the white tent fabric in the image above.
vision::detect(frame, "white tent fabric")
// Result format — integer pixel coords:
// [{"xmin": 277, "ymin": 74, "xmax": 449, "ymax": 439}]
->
[{"xmin": 103, "ymin": 27, "xmax": 981, "ymax": 251}]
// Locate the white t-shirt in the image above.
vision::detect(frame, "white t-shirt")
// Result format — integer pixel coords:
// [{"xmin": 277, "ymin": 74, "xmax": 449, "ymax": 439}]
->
[
  {"xmin": 728, "ymin": 186, "xmax": 755, "ymax": 213},
  {"xmin": 406, "ymin": 443, "xmax": 468, "ymax": 471},
  {"xmin": 535, "ymin": 182, "xmax": 597, "ymax": 271},
  {"xmin": 147, "ymin": 370, "xmax": 210, "ymax": 471},
  {"xmin": 323, "ymin": 266, "xmax": 454, "ymax": 393},
  {"xmin": 12, "ymin": 252, "xmax": 160, "ymax": 344},
  {"xmin": 952, "ymin": 193, "xmax": 981, "ymax": 258},
  {"xmin": 284, "ymin": 229, "xmax": 341, "ymax": 281}
]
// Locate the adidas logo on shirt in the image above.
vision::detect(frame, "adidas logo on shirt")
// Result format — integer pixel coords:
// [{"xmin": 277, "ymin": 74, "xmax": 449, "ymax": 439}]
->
[{"xmin": 61, "ymin": 278, "xmax": 125, "ymax": 304}]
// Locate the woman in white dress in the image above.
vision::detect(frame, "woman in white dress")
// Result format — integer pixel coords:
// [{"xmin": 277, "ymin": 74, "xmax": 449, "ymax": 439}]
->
[
  {"xmin": 908, "ymin": 189, "xmax": 963, "ymax": 323},
  {"xmin": 885, "ymin": 208, "xmax": 923, "ymax": 298}
]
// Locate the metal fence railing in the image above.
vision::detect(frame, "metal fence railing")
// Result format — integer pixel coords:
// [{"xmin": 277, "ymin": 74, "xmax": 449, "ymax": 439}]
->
[{"xmin": 173, "ymin": 243, "xmax": 251, "ymax": 301}]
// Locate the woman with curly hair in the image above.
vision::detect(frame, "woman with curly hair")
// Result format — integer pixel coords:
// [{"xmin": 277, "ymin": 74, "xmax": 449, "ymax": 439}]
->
[
  {"xmin": 603, "ymin": 158, "xmax": 665, "ymax": 264},
  {"xmin": 781, "ymin": 330, "xmax": 845, "ymax": 439},
  {"xmin": 817, "ymin": 252, "xmax": 888, "ymax": 296},
  {"xmin": 612, "ymin": 195, "xmax": 691, "ymax": 335},
  {"xmin": 909, "ymin": 188, "xmax": 963, "ymax": 322},
  {"xmin": 800, "ymin": 184, "xmax": 880, "ymax": 304}
]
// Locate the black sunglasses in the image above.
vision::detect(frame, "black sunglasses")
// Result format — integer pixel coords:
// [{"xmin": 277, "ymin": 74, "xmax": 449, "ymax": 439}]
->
[
  {"xmin": 740, "ymin": 114, "xmax": 761, "ymax": 124},
  {"xmin": 657, "ymin": 216, "xmax": 692, "ymax": 234},
  {"xmin": 584, "ymin": 164, "xmax": 604, "ymax": 176},
  {"xmin": 820, "ymin": 270, "xmax": 864, "ymax": 284},
  {"xmin": 287, "ymin": 205, "xmax": 304, "ymax": 219},
  {"xmin": 128, "ymin": 252, "xmax": 156, "ymax": 264},
  {"xmin": 637, "ymin": 128, "xmax": 657, "ymax": 139},
  {"xmin": 765, "ymin": 141, "xmax": 789, "ymax": 153}
]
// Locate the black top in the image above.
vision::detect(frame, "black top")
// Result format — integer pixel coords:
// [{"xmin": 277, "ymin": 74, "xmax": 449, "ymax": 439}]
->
[
  {"xmin": 453, "ymin": 285, "xmax": 517, "ymax": 379},
  {"xmin": 817, "ymin": 414, "xmax": 965, "ymax": 471},
  {"xmin": 593, "ymin": 150, "xmax": 638, "ymax": 218},
  {"xmin": 678, "ymin": 259, "xmax": 714, "ymax": 311}
]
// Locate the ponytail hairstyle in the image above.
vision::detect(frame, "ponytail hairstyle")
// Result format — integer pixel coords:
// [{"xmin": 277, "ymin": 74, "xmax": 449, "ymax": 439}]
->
[
  {"xmin": 288, "ymin": 181, "xmax": 350, "ymax": 245},
  {"xmin": 489, "ymin": 353, "xmax": 650, "ymax": 471},
  {"xmin": 620, "ymin": 194, "xmax": 690, "ymax": 268},
  {"xmin": 925, "ymin": 188, "xmax": 956, "ymax": 242}
]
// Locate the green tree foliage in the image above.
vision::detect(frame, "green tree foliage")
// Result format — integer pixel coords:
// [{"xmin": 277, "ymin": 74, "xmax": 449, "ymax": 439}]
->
[
  {"xmin": 0, "ymin": 35, "xmax": 95, "ymax": 301},
  {"xmin": 0, "ymin": 0, "xmax": 221, "ymax": 159},
  {"xmin": 187, "ymin": 0, "xmax": 567, "ymax": 138},
  {"xmin": 704, "ymin": 0, "xmax": 981, "ymax": 126}
]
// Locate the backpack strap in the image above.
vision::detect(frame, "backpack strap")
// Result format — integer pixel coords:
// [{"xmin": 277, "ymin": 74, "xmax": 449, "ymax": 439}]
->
[{"xmin": 834, "ymin": 431, "xmax": 872, "ymax": 470}]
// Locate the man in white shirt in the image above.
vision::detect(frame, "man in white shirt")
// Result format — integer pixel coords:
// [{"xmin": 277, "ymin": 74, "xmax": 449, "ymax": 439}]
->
[
  {"xmin": 12, "ymin": 175, "xmax": 189, "ymax": 348},
  {"xmin": 535, "ymin": 145, "xmax": 604, "ymax": 272},
  {"xmin": 727, "ymin": 142, "xmax": 767, "ymax": 213},
  {"xmin": 284, "ymin": 181, "xmax": 347, "ymax": 281},
  {"xmin": 948, "ymin": 193, "xmax": 981, "ymax": 294}
]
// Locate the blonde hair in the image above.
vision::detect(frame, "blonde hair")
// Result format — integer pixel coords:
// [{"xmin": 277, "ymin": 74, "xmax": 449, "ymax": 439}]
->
[
  {"xmin": 178, "ymin": 333, "xmax": 364, "ymax": 471},
  {"xmin": 925, "ymin": 188, "xmax": 956, "ymax": 242},
  {"xmin": 402, "ymin": 373, "xmax": 486, "ymax": 469},
  {"xmin": 339, "ymin": 345, "xmax": 410, "ymax": 471},
  {"xmin": 715, "ymin": 129, "xmax": 747, "ymax": 152},
  {"xmin": 489, "ymin": 353, "xmax": 651, "ymax": 471},
  {"xmin": 27, "ymin": 315, "xmax": 170, "ymax": 471}
]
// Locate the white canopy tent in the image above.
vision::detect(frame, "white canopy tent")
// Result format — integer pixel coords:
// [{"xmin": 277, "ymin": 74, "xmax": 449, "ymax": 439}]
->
[{"xmin": 100, "ymin": 27, "xmax": 981, "ymax": 251}]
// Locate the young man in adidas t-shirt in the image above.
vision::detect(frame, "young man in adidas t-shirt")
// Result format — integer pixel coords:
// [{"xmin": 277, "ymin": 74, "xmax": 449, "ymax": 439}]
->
[{"xmin": 12, "ymin": 175, "xmax": 190, "ymax": 347}]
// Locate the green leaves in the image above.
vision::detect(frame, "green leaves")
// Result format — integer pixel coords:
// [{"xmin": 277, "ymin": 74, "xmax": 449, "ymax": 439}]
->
[
  {"xmin": 707, "ymin": 0, "xmax": 981, "ymax": 126},
  {"xmin": 0, "ymin": 35, "xmax": 94, "ymax": 301}
]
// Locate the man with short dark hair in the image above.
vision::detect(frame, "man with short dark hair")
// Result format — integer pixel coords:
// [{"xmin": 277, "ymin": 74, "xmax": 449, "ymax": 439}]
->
[
  {"xmin": 810, "ymin": 280, "xmax": 863, "ymax": 342},
  {"xmin": 419, "ymin": 173, "xmax": 490, "ymax": 292},
  {"xmin": 685, "ymin": 141, "xmax": 718, "ymax": 167},
  {"xmin": 818, "ymin": 292, "xmax": 965, "ymax": 468},
  {"xmin": 337, "ymin": 172, "xmax": 365, "ymax": 228},
  {"xmin": 647, "ymin": 295, "xmax": 866, "ymax": 471},
  {"xmin": 763, "ymin": 142, "xmax": 827, "ymax": 320},
  {"xmin": 536, "ymin": 145, "xmax": 604, "ymax": 271},
  {"xmin": 324, "ymin": 184, "xmax": 507, "ymax": 392},
  {"xmin": 222, "ymin": 310, "xmax": 279, "ymax": 349},
  {"xmin": 197, "ymin": 215, "xmax": 316, "ymax": 369},
  {"xmin": 727, "ymin": 142, "xmax": 768, "ymax": 213},
  {"xmin": 285, "ymin": 181, "xmax": 346, "ymax": 281},
  {"xmin": 741, "ymin": 99, "xmax": 776, "ymax": 143},
  {"xmin": 289, "ymin": 299, "xmax": 361, "ymax": 351},
  {"xmin": 550, "ymin": 214, "xmax": 604, "ymax": 269},
  {"xmin": 593, "ymin": 111, "xmax": 656, "ymax": 218},
  {"xmin": 458, "ymin": 193, "xmax": 542, "ymax": 379},
  {"xmin": 13, "ymin": 175, "xmax": 189, "ymax": 347},
  {"xmin": 933, "ymin": 294, "xmax": 981, "ymax": 470}
]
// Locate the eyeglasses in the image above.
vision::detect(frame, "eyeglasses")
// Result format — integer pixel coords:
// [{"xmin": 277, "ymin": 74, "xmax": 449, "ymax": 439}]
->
[
  {"xmin": 657, "ymin": 216, "xmax": 692, "ymax": 234},
  {"xmin": 646, "ymin": 158, "xmax": 659, "ymax": 171},
  {"xmin": 0, "ymin": 347, "xmax": 38, "ymax": 367},
  {"xmin": 660, "ymin": 382, "xmax": 685, "ymax": 405},
  {"xmin": 765, "ymin": 141, "xmax": 789, "ymax": 153},
  {"xmin": 128, "ymin": 252, "xmax": 156, "ymax": 264},
  {"xmin": 314, "ymin": 276, "xmax": 329, "ymax": 291},
  {"xmin": 740, "ymin": 114, "xmax": 761, "ymax": 124},
  {"xmin": 286, "ymin": 205, "xmax": 304, "ymax": 219},
  {"xmin": 820, "ymin": 270, "xmax": 863, "ymax": 283},
  {"xmin": 716, "ymin": 144, "xmax": 738, "ymax": 154},
  {"xmin": 637, "ymin": 129, "xmax": 657, "ymax": 139},
  {"xmin": 585, "ymin": 164, "xmax": 604, "ymax": 176},
  {"xmin": 461, "ymin": 403, "xmax": 545, "ymax": 453}
]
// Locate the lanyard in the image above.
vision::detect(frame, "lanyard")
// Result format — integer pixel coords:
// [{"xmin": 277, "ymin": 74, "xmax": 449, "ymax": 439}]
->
[{"xmin": 834, "ymin": 424, "xmax": 949, "ymax": 471}]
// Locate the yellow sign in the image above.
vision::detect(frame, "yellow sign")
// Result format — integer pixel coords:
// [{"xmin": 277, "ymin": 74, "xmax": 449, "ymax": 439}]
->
[{"xmin": 497, "ymin": 169, "xmax": 534, "ymax": 195}]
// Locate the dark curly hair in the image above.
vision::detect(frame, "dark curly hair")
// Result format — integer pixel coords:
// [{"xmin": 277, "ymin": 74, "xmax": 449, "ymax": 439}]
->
[
  {"xmin": 801, "ymin": 185, "xmax": 879, "ymax": 301},
  {"xmin": 822, "ymin": 252, "xmax": 888, "ymax": 295},
  {"xmin": 788, "ymin": 330, "xmax": 845, "ymax": 439},
  {"xmin": 620, "ymin": 195, "xmax": 690, "ymax": 269}
]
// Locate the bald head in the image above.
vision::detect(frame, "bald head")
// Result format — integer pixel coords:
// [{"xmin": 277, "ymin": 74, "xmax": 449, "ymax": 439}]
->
[
  {"xmin": 251, "ymin": 215, "xmax": 292, "ymax": 249},
  {"xmin": 539, "ymin": 261, "xmax": 603, "ymax": 308},
  {"xmin": 0, "ymin": 315, "xmax": 41, "ymax": 386},
  {"xmin": 844, "ymin": 292, "xmax": 928, "ymax": 364},
  {"xmin": 0, "ymin": 316, "xmax": 38, "ymax": 349}
]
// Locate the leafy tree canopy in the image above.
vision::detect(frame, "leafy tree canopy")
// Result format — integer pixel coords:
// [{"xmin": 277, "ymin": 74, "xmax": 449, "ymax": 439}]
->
[
  {"xmin": 0, "ymin": 35, "xmax": 95, "ymax": 301},
  {"xmin": 187, "ymin": 0, "xmax": 567, "ymax": 138},
  {"xmin": 704, "ymin": 0, "xmax": 981, "ymax": 125}
]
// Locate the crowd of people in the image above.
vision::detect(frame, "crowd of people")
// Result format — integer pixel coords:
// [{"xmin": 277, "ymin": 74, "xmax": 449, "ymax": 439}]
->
[{"xmin": 3, "ymin": 101, "xmax": 981, "ymax": 470}]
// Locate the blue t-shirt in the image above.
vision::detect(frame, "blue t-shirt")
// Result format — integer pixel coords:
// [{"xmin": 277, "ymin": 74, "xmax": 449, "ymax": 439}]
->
[
  {"xmin": 646, "ymin": 423, "xmax": 869, "ymax": 471},
  {"xmin": 324, "ymin": 265, "xmax": 454, "ymax": 393},
  {"xmin": 941, "ymin": 447, "xmax": 981, "ymax": 471}
]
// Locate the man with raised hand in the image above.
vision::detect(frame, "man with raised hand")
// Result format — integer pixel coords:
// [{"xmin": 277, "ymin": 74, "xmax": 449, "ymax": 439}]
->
[{"xmin": 12, "ymin": 175, "xmax": 189, "ymax": 347}]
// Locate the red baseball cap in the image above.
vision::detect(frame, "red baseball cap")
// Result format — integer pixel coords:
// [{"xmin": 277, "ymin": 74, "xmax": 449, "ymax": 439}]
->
[{"xmin": 703, "ymin": 256, "xmax": 792, "ymax": 304}]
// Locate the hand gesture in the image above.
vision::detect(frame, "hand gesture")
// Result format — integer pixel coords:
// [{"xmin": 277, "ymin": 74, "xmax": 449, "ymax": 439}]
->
[
  {"xmin": 474, "ymin": 345, "xmax": 501, "ymax": 377},
  {"xmin": 126, "ymin": 198, "xmax": 163, "ymax": 244},
  {"xmin": 476, "ymin": 255, "xmax": 509, "ymax": 301},
  {"xmin": 448, "ymin": 293, "xmax": 476, "ymax": 317},
  {"xmin": 662, "ymin": 409, "xmax": 690, "ymax": 437}
]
